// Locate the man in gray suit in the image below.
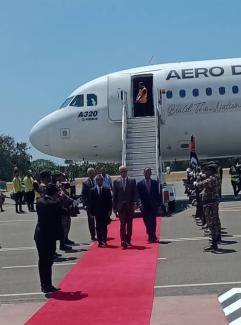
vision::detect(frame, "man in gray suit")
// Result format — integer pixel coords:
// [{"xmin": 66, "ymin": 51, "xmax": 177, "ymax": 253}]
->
[{"xmin": 113, "ymin": 166, "xmax": 138, "ymax": 248}]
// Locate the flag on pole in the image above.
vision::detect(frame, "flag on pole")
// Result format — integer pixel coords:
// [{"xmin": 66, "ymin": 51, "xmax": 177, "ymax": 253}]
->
[{"xmin": 190, "ymin": 135, "xmax": 199, "ymax": 169}]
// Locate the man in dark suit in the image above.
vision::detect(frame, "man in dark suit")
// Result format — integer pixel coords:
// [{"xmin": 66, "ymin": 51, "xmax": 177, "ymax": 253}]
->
[
  {"xmin": 137, "ymin": 168, "xmax": 161, "ymax": 243},
  {"xmin": 89, "ymin": 174, "xmax": 112, "ymax": 247},
  {"xmin": 34, "ymin": 184, "xmax": 63, "ymax": 293},
  {"xmin": 113, "ymin": 166, "xmax": 138, "ymax": 248},
  {"xmin": 82, "ymin": 168, "xmax": 96, "ymax": 241}
]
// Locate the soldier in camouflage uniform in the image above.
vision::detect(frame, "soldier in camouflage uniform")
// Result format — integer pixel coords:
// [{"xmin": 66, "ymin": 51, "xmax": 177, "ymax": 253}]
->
[{"xmin": 195, "ymin": 163, "xmax": 221, "ymax": 251}]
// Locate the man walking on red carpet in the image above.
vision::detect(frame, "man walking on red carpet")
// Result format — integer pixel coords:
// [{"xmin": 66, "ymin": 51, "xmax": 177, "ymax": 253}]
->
[
  {"xmin": 137, "ymin": 168, "xmax": 161, "ymax": 243},
  {"xmin": 89, "ymin": 174, "xmax": 112, "ymax": 247},
  {"xmin": 113, "ymin": 166, "xmax": 138, "ymax": 248}
]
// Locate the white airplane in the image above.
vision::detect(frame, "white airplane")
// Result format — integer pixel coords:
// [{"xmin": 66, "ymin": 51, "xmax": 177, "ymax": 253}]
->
[{"xmin": 30, "ymin": 57, "xmax": 241, "ymax": 164}]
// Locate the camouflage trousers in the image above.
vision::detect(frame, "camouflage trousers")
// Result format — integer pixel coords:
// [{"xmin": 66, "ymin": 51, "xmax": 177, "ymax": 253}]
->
[
  {"xmin": 62, "ymin": 214, "xmax": 71, "ymax": 241},
  {"xmin": 203, "ymin": 202, "xmax": 221, "ymax": 243}
]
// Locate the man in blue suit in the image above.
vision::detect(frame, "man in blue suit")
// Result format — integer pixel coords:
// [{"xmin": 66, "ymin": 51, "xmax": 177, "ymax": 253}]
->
[{"xmin": 137, "ymin": 168, "xmax": 161, "ymax": 243}]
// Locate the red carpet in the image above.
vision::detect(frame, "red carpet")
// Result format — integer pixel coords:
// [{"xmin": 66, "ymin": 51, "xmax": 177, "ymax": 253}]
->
[{"xmin": 25, "ymin": 217, "xmax": 160, "ymax": 325}]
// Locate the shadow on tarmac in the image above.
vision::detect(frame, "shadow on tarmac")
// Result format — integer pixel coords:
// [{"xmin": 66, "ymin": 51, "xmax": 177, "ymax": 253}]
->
[
  {"xmin": 220, "ymin": 240, "xmax": 238, "ymax": 245},
  {"xmin": 212, "ymin": 248, "xmax": 237, "ymax": 254},
  {"xmin": 46, "ymin": 290, "xmax": 88, "ymax": 300}
]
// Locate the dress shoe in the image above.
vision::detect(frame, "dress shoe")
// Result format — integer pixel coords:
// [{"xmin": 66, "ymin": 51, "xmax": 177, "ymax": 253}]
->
[
  {"xmin": 204, "ymin": 244, "xmax": 218, "ymax": 252},
  {"xmin": 98, "ymin": 243, "xmax": 103, "ymax": 247},
  {"xmin": 59, "ymin": 244, "xmax": 72, "ymax": 251},
  {"xmin": 126, "ymin": 242, "xmax": 132, "ymax": 246},
  {"xmin": 102, "ymin": 242, "xmax": 107, "ymax": 247},
  {"xmin": 54, "ymin": 252, "xmax": 62, "ymax": 258},
  {"xmin": 121, "ymin": 242, "xmax": 127, "ymax": 249},
  {"xmin": 65, "ymin": 239, "xmax": 75, "ymax": 245},
  {"xmin": 42, "ymin": 286, "xmax": 61, "ymax": 293},
  {"xmin": 91, "ymin": 237, "xmax": 97, "ymax": 241}
]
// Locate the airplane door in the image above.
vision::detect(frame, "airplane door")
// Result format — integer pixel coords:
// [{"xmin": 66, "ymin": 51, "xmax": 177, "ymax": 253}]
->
[
  {"xmin": 108, "ymin": 74, "xmax": 131, "ymax": 121},
  {"xmin": 154, "ymin": 72, "xmax": 166, "ymax": 124}
]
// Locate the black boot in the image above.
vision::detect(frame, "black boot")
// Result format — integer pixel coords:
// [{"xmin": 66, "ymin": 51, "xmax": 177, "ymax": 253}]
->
[{"xmin": 204, "ymin": 242, "xmax": 218, "ymax": 252}]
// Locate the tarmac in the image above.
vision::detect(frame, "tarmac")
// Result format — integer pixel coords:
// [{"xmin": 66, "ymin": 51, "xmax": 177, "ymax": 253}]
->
[{"xmin": 0, "ymin": 175, "xmax": 240, "ymax": 324}]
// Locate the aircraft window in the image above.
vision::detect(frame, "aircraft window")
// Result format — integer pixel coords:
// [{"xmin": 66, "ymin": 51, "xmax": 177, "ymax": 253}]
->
[
  {"xmin": 192, "ymin": 89, "xmax": 199, "ymax": 97},
  {"xmin": 179, "ymin": 89, "xmax": 186, "ymax": 98},
  {"xmin": 87, "ymin": 94, "xmax": 97, "ymax": 106},
  {"xmin": 166, "ymin": 90, "xmax": 173, "ymax": 99},
  {"xmin": 219, "ymin": 87, "xmax": 225, "ymax": 95},
  {"xmin": 232, "ymin": 85, "xmax": 239, "ymax": 94},
  {"xmin": 59, "ymin": 96, "xmax": 74, "ymax": 109},
  {"xmin": 206, "ymin": 88, "xmax": 212, "ymax": 96},
  {"xmin": 70, "ymin": 95, "xmax": 84, "ymax": 107}
]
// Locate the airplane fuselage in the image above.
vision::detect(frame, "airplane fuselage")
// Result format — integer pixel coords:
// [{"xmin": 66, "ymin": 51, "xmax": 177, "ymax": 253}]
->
[{"xmin": 30, "ymin": 57, "xmax": 241, "ymax": 162}]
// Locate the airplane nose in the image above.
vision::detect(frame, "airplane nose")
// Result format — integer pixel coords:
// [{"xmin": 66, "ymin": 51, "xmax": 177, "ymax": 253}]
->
[{"xmin": 29, "ymin": 118, "xmax": 52, "ymax": 155}]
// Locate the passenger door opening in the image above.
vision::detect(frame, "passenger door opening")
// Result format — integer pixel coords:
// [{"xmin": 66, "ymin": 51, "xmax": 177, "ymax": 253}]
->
[{"xmin": 132, "ymin": 75, "xmax": 154, "ymax": 117}]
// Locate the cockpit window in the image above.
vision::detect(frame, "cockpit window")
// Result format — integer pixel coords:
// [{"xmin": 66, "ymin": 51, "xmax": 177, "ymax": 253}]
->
[
  {"xmin": 87, "ymin": 94, "xmax": 97, "ymax": 106},
  {"xmin": 70, "ymin": 94, "xmax": 84, "ymax": 107},
  {"xmin": 59, "ymin": 96, "xmax": 74, "ymax": 109}
]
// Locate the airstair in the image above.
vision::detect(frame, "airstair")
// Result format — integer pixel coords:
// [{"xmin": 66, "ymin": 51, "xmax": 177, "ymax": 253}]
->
[{"xmin": 121, "ymin": 92, "xmax": 161, "ymax": 181}]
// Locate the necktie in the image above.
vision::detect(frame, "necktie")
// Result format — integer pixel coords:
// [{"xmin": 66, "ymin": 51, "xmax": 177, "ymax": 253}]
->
[
  {"xmin": 146, "ymin": 179, "xmax": 151, "ymax": 192},
  {"xmin": 122, "ymin": 178, "xmax": 126, "ymax": 191},
  {"xmin": 99, "ymin": 187, "xmax": 102, "ymax": 196}
]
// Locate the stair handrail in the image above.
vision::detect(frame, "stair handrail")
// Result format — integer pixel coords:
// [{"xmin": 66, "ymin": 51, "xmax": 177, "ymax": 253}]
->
[
  {"xmin": 154, "ymin": 104, "xmax": 161, "ymax": 181},
  {"xmin": 121, "ymin": 91, "xmax": 127, "ymax": 166}
]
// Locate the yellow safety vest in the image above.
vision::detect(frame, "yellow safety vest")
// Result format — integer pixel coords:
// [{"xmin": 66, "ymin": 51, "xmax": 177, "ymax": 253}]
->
[
  {"xmin": 13, "ymin": 177, "xmax": 22, "ymax": 193},
  {"xmin": 23, "ymin": 176, "xmax": 34, "ymax": 192}
]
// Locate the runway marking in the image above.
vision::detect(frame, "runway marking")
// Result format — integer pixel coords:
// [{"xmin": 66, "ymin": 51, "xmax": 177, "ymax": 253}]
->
[
  {"xmin": 219, "ymin": 288, "xmax": 241, "ymax": 303},
  {"xmin": 157, "ymin": 258, "xmax": 167, "ymax": 260},
  {"xmin": 155, "ymin": 281, "xmax": 241, "ymax": 289},
  {"xmin": 230, "ymin": 316, "xmax": 241, "ymax": 325},
  {"xmin": 0, "ymin": 292, "xmax": 43, "ymax": 297},
  {"xmin": 0, "ymin": 244, "xmax": 91, "ymax": 252},
  {"xmin": 0, "ymin": 246, "xmax": 36, "ymax": 252},
  {"xmin": 220, "ymin": 209, "xmax": 241, "ymax": 212},
  {"xmin": 224, "ymin": 298, "xmax": 241, "ymax": 316},
  {"xmin": 0, "ymin": 216, "xmax": 88, "ymax": 223},
  {"xmin": 2, "ymin": 262, "xmax": 77, "ymax": 269},
  {"xmin": 160, "ymin": 234, "xmax": 241, "ymax": 242},
  {"xmin": 0, "ymin": 219, "xmax": 33, "ymax": 223}
]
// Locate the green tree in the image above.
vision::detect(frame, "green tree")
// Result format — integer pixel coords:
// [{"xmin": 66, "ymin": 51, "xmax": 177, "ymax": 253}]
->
[
  {"xmin": 31, "ymin": 159, "xmax": 57, "ymax": 177},
  {"xmin": 0, "ymin": 134, "xmax": 32, "ymax": 181}
]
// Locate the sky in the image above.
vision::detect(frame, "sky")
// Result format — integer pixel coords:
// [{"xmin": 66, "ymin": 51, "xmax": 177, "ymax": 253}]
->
[{"xmin": 1, "ymin": 0, "xmax": 241, "ymax": 163}]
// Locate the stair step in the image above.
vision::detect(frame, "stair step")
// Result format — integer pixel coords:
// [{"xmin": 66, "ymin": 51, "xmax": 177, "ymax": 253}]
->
[
  {"xmin": 127, "ymin": 117, "xmax": 155, "ymax": 124},
  {"xmin": 127, "ymin": 131, "xmax": 156, "ymax": 137},
  {"xmin": 126, "ymin": 149, "xmax": 156, "ymax": 154},
  {"xmin": 126, "ymin": 144, "xmax": 156, "ymax": 150},
  {"xmin": 127, "ymin": 165, "xmax": 156, "ymax": 171},
  {"xmin": 127, "ymin": 125, "xmax": 155, "ymax": 131},
  {"xmin": 126, "ymin": 138, "xmax": 156, "ymax": 144},
  {"xmin": 126, "ymin": 154, "xmax": 156, "ymax": 159}
]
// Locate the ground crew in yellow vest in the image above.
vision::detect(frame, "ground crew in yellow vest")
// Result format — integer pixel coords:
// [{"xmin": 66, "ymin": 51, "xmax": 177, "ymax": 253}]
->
[
  {"xmin": 13, "ymin": 167, "xmax": 24, "ymax": 213},
  {"xmin": 229, "ymin": 159, "xmax": 241, "ymax": 199},
  {"xmin": 23, "ymin": 170, "xmax": 35, "ymax": 212}
]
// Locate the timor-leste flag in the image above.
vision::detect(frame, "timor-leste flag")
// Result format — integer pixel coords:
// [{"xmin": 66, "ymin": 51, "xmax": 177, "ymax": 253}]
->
[{"xmin": 190, "ymin": 135, "xmax": 199, "ymax": 169}]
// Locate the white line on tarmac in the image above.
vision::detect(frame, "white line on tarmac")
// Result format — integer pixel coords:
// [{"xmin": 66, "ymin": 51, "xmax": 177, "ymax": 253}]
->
[
  {"xmin": 2, "ymin": 262, "xmax": 77, "ymax": 269},
  {"xmin": 0, "ymin": 246, "xmax": 36, "ymax": 252},
  {"xmin": 0, "ymin": 219, "xmax": 33, "ymax": 223},
  {"xmin": 155, "ymin": 281, "xmax": 241, "ymax": 289},
  {"xmin": 160, "ymin": 234, "xmax": 241, "ymax": 242},
  {"xmin": 219, "ymin": 288, "xmax": 241, "ymax": 303},
  {"xmin": 224, "ymin": 298, "xmax": 241, "ymax": 316},
  {"xmin": 0, "ymin": 244, "xmax": 91, "ymax": 252},
  {"xmin": 0, "ymin": 292, "xmax": 43, "ymax": 297},
  {"xmin": 220, "ymin": 209, "xmax": 241, "ymax": 212},
  {"xmin": 158, "ymin": 258, "xmax": 167, "ymax": 260}
]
